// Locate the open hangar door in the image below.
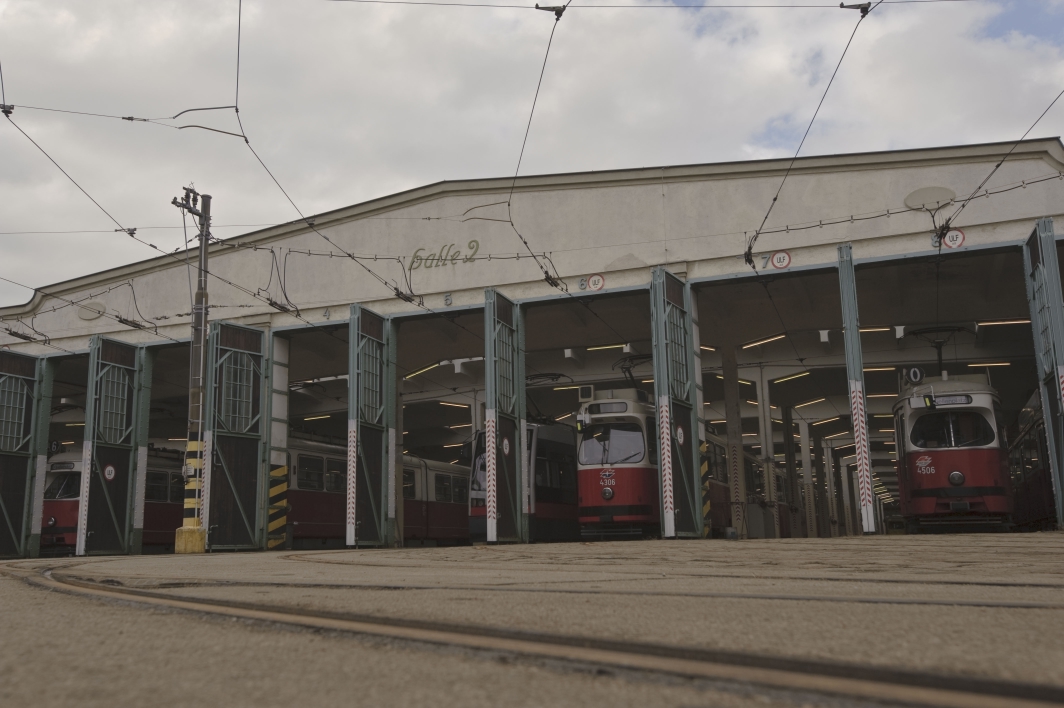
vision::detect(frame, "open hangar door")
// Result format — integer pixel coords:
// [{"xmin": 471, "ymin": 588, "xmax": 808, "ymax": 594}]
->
[
  {"xmin": 695, "ymin": 266, "xmax": 851, "ymax": 540},
  {"xmin": 522, "ymin": 286, "xmax": 657, "ymax": 541},
  {"xmin": 396, "ymin": 306, "xmax": 484, "ymax": 546},
  {"xmin": 854, "ymin": 244, "xmax": 1046, "ymax": 533}
]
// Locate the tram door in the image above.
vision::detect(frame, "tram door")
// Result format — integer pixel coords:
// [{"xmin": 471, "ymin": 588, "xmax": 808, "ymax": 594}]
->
[
  {"xmin": 76, "ymin": 338, "xmax": 148, "ymax": 555},
  {"xmin": 484, "ymin": 289, "xmax": 526, "ymax": 544},
  {"xmin": 650, "ymin": 268, "xmax": 703, "ymax": 538},
  {"xmin": 203, "ymin": 323, "xmax": 266, "ymax": 550},
  {"xmin": 1023, "ymin": 216, "xmax": 1064, "ymax": 527},
  {"xmin": 0, "ymin": 352, "xmax": 46, "ymax": 558},
  {"xmin": 347, "ymin": 305, "xmax": 394, "ymax": 547}
]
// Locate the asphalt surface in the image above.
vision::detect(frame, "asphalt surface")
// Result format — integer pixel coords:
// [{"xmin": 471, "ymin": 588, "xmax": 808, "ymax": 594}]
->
[{"xmin": 3, "ymin": 533, "xmax": 1063, "ymax": 707}]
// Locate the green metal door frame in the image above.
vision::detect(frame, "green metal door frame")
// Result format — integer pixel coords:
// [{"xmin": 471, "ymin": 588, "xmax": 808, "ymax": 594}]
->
[
  {"xmin": 1023, "ymin": 217, "xmax": 1064, "ymax": 526},
  {"xmin": 76, "ymin": 337, "xmax": 144, "ymax": 556},
  {"xmin": 650, "ymin": 268, "xmax": 703, "ymax": 538},
  {"xmin": 484, "ymin": 289, "xmax": 527, "ymax": 544},
  {"xmin": 203, "ymin": 322, "xmax": 266, "ymax": 550},
  {"xmin": 347, "ymin": 305, "xmax": 395, "ymax": 547},
  {"xmin": 0, "ymin": 351, "xmax": 46, "ymax": 558}
]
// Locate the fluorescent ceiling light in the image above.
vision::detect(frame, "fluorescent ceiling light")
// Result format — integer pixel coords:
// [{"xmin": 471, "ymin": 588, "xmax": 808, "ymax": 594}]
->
[
  {"xmin": 448, "ymin": 423, "xmax": 471, "ymax": 429},
  {"xmin": 443, "ymin": 443, "xmax": 463, "ymax": 448},
  {"xmin": 66, "ymin": 423, "xmax": 85, "ymax": 427},
  {"xmin": 867, "ymin": 394, "xmax": 895, "ymax": 398},
  {"xmin": 587, "ymin": 344, "xmax": 627, "ymax": 351},
  {"xmin": 700, "ymin": 345, "xmax": 716, "ymax": 352},
  {"xmin": 795, "ymin": 398, "xmax": 826, "ymax": 408},
  {"xmin": 863, "ymin": 367, "xmax": 893, "ymax": 372},
  {"xmin": 304, "ymin": 415, "xmax": 330, "ymax": 421},
  {"xmin": 554, "ymin": 385, "xmax": 580, "ymax": 391},
  {"xmin": 440, "ymin": 402, "xmax": 469, "ymax": 408},
  {"xmin": 403, "ymin": 362, "xmax": 440, "ymax": 380},
  {"xmin": 824, "ymin": 431, "xmax": 849, "ymax": 439},
  {"xmin": 555, "ymin": 412, "xmax": 573, "ymax": 421},
  {"xmin": 968, "ymin": 362, "xmax": 1010, "ymax": 367},
  {"xmin": 859, "ymin": 327, "xmax": 890, "ymax": 333},
  {"xmin": 812, "ymin": 416, "xmax": 840, "ymax": 426},
  {"xmin": 977, "ymin": 319, "xmax": 1029, "ymax": 326},
  {"xmin": 774, "ymin": 372, "xmax": 809, "ymax": 383},
  {"xmin": 742, "ymin": 334, "xmax": 785, "ymax": 349}
]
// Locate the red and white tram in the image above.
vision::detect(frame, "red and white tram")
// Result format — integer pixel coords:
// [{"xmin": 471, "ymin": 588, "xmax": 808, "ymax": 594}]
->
[
  {"xmin": 40, "ymin": 446, "xmax": 185, "ymax": 555},
  {"xmin": 576, "ymin": 388, "xmax": 660, "ymax": 539},
  {"xmin": 893, "ymin": 375, "xmax": 1013, "ymax": 532},
  {"xmin": 287, "ymin": 436, "xmax": 472, "ymax": 547}
]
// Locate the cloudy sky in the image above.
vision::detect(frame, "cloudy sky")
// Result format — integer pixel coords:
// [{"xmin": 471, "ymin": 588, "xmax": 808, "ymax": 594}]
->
[{"xmin": 1, "ymin": 0, "xmax": 1062, "ymax": 309}]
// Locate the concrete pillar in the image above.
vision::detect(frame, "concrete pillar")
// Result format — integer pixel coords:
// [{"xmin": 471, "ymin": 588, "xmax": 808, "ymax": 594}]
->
[
  {"xmin": 130, "ymin": 346, "xmax": 155, "ymax": 555},
  {"xmin": 26, "ymin": 357, "xmax": 56, "ymax": 558},
  {"xmin": 782, "ymin": 407, "xmax": 798, "ymax": 538},
  {"xmin": 721, "ymin": 344, "xmax": 747, "ymax": 539},
  {"xmin": 755, "ymin": 369, "xmax": 779, "ymax": 538},
  {"xmin": 822, "ymin": 441, "xmax": 839, "ymax": 537},
  {"xmin": 839, "ymin": 456, "xmax": 855, "ymax": 537},
  {"xmin": 797, "ymin": 418, "xmax": 816, "ymax": 538}
]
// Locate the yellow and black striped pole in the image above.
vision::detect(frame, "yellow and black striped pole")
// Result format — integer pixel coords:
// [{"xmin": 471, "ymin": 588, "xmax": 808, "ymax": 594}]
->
[{"xmin": 267, "ymin": 463, "xmax": 288, "ymax": 550}]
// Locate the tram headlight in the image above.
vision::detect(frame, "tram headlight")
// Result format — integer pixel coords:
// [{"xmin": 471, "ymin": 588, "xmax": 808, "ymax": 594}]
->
[
  {"xmin": 47, "ymin": 516, "xmax": 56, "ymax": 527},
  {"xmin": 601, "ymin": 487, "xmax": 614, "ymax": 501},
  {"xmin": 948, "ymin": 470, "xmax": 965, "ymax": 487}
]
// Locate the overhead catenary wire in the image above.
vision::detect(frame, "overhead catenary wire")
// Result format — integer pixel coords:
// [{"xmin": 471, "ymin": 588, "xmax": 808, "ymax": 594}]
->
[{"xmin": 743, "ymin": 1, "xmax": 879, "ymax": 267}]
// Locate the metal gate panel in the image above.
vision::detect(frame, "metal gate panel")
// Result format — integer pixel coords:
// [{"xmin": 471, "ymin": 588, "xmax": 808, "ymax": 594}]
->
[
  {"xmin": 204, "ymin": 323, "xmax": 266, "ymax": 550},
  {"xmin": 650, "ymin": 268, "xmax": 703, "ymax": 538},
  {"xmin": 0, "ymin": 351, "xmax": 42, "ymax": 558},
  {"xmin": 76, "ymin": 338, "xmax": 143, "ymax": 555},
  {"xmin": 347, "ymin": 305, "xmax": 393, "ymax": 547},
  {"xmin": 484, "ymin": 289, "xmax": 526, "ymax": 543},
  {"xmin": 1023, "ymin": 217, "xmax": 1064, "ymax": 526},
  {"xmin": 838, "ymin": 243, "xmax": 875, "ymax": 534}
]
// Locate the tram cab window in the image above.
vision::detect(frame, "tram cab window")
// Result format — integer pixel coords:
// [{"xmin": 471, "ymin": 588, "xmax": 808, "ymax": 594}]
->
[
  {"xmin": 325, "ymin": 459, "xmax": 345, "ymax": 493},
  {"xmin": 44, "ymin": 472, "xmax": 80, "ymax": 500},
  {"xmin": 402, "ymin": 468, "xmax": 417, "ymax": 499},
  {"xmin": 435, "ymin": 473, "xmax": 452, "ymax": 503},
  {"xmin": 579, "ymin": 423, "xmax": 646, "ymax": 465},
  {"xmin": 910, "ymin": 412, "xmax": 995, "ymax": 449},
  {"xmin": 297, "ymin": 455, "xmax": 325, "ymax": 491}
]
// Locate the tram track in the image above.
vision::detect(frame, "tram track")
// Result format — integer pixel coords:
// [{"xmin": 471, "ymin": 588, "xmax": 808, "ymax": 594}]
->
[{"xmin": 6, "ymin": 560, "xmax": 1064, "ymax": 708}]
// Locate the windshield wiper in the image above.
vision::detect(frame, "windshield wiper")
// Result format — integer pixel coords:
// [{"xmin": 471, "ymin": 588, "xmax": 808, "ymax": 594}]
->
[{"xmin": 610, "ymin": 450, "xmax": 642, "ymax": 465}]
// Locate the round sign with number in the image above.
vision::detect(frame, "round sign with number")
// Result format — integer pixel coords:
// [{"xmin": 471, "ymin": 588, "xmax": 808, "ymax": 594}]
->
[
  {"xmin": 587, "ymin": 273, "xmax": 605, "ymax": 292},
  {"xmin": 103, "ymin": 464, "xmax": 116, "ymax": 482},
  {"xmin": 675, "ymin": 425, "xmax": 685, "ymax": 446},
  {"xmin": 770, "ymin": 251, "xmax": 792, "ymax": 269},
  {"xmin": 502, "ymin": 438, "xmax": 510, "ymax": 456},
  {"xmin": 904, "ymin": 367, "xmax": 925, "ymax": 384},
  {"xmin": 942, "ymin": 229, "xmax": 965, "ymax": 249}
]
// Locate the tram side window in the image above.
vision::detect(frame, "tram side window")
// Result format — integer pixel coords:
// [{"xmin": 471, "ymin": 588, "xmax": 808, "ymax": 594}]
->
[
  {"xmin": 325, "ymin": 459, "xmax": 345, "ymax": 493},
  {"xmin": 435, "ymin": 473, "xmax": 452, "ymax": 503},
  {"xmin": 297, "ymin": 455, "xmax": 325, "ymax": 491},
  {"xmin": 145, "ymin": 470, "xmax": 170, "ymax": 502},
  {"xmin": 910, "ymin": 412, "xmax": 995, "ymax": 449},
  {"xmin": 44, "ymin": 472, "xmax": 81, "ymax": 500},
  {"xmin": 452, "ymin": 476, "xmax": 468, "ymax": 504},
  {"xmin": 403, "ymin": 468, "xmax": 417, "ymax": 499}
]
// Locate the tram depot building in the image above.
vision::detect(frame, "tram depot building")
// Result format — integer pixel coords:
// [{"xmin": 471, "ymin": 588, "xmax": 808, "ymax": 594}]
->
[{"xmin": 2, "ymin": 137, "xmax": 1063, "ymax": 557}]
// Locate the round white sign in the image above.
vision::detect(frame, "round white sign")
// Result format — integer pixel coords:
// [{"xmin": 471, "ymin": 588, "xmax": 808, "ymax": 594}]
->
[
  {"xmin": 942, "ymin": 229, "xmax": 965, "ymax": 249},
  {"xmin": 502, "ymin": 438, "xmax": 511, "ymax": 456},
  {"xmin": 103, "ymin": 464, "xmax": 116, "ymax": 482},
  {"xmin": 587, "ymin": 273, "xmax": 605, "ymax": 292},
  {"xmin": 769, "ymin": 251, "xmax": 792, "ymax": 269},
  {"xmin": 675, "ymin": 426, "xmax": 685, "ymax": 446}
]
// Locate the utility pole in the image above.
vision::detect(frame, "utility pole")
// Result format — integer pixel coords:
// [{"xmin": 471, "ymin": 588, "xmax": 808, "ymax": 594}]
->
[{"xmin": 172, "ymin": 188, "xmax": 211, "ymax": 554}]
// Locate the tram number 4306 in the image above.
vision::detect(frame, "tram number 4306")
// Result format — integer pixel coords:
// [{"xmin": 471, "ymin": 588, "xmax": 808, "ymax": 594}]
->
[{"xmin": 600, "ymin": 470, "xmax": 616, "ymax": 486}]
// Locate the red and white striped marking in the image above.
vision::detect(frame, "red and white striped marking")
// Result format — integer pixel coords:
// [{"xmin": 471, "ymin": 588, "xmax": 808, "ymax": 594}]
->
[
  {"xmin": 658, "ymin": 396, "xmax": 675, "ymax": 538},
  {"xmin": 848, "ymin": 379, "xmax": 875, "ymax": 533},
  {"xmin": 346, "ymin": 419, "xmax": 358, "ymax": 546},
  {"xmin": 486, "ymin": 410, "xmax": 497, "ymax": 543}
]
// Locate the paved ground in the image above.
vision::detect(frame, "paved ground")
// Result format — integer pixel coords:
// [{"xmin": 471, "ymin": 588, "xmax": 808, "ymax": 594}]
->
[{"xmin": 3, "ymin": 533, "xmax": 1063, "ymax": 707}]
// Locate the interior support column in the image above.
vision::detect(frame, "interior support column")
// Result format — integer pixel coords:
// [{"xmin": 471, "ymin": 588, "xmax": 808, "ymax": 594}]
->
[
  {"xmin": 782, "ymin": 406, "xmax": 798, "ymax": 538},
  {"xmin": 721, "ymin": 343, "xmax": 747, "ymax": 539},
  {"xmin": 822, "ymin": 441, "xmax": 839, "ymax": 537},
  {"xmin": 797, "ymin": 418, "xmax": 816, "ymax": 538},
  {"xmin": 754, "ymin": 369, "xmax": 779, "ymax": 538},
  {"xmin": 839, "ymin": 457, "xmax": 855, "ymax": 536}
]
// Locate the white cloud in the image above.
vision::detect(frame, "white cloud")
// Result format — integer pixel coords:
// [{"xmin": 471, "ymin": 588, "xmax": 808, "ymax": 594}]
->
[{"xmin": 0, "ymin": 0, "xmax": 1062, "ymax": 309}]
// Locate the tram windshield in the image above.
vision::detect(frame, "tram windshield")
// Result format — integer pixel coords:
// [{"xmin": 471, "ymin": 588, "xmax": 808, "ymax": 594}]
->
[
  {"xmin": 579, "ymin": 423, "xmax": 645, "ymax": 465},
  {"xmin": 44, "ymin": 472, "xmax": 81, "ymax": 500},
  {"xmin": 909, "ymin": 411, "xmax": 995, "ymax": 449}
]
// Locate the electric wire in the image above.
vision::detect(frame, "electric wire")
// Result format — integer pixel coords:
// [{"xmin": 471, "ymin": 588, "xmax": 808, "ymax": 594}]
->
[
  {"xmin": 743, "ymin": 2, "xmax": 878, "ymax": 266},
  {"xmin": 327, "ymin": 0, "xmax": 982, "ymax": 8}
]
